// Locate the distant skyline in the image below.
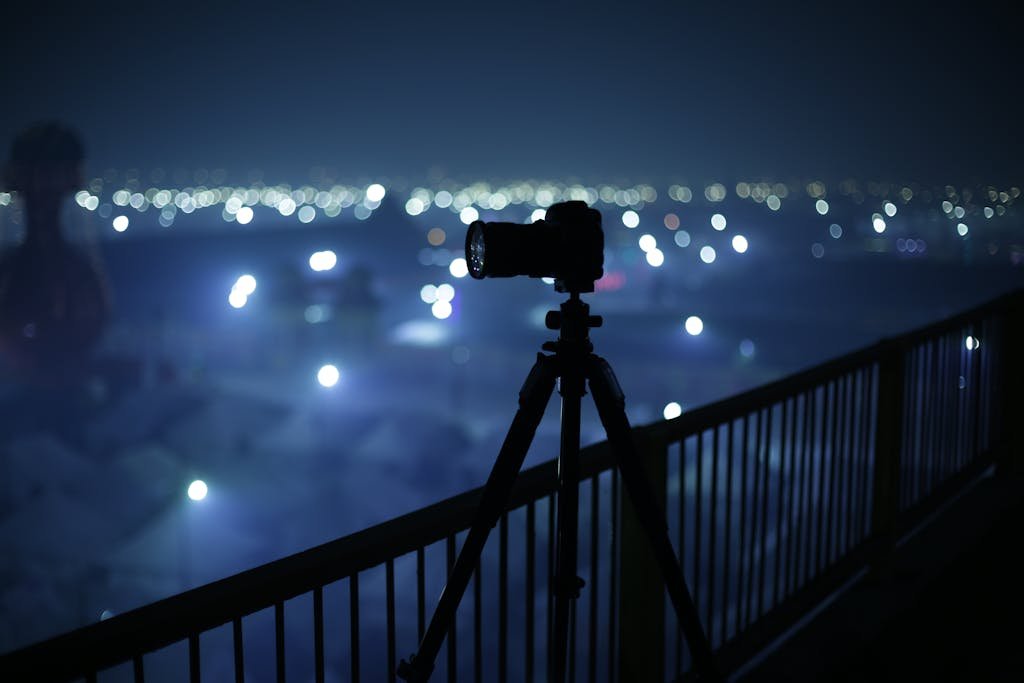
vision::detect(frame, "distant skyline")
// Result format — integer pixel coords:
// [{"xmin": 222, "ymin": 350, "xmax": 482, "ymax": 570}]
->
[{"xmin": 4, "ymin": 1, "xmax": 1022, "ymax": 184}]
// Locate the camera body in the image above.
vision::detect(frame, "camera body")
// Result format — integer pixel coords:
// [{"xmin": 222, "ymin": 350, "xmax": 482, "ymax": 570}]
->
[{"xmin": 465, "ymin": 200, "xmax": 604, "ymax": 293}]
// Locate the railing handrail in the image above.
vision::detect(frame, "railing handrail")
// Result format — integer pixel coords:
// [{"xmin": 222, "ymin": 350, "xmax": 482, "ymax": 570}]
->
[{"xmin": 2, "ymin": 287, "xmax": 1020, "ymax": 680}]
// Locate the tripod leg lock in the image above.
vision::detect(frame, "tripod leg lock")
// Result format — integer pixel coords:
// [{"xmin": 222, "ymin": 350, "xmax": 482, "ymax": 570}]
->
[{"xmin": 553, "ymin": 573, "xmax": 586, "ymax": 599}]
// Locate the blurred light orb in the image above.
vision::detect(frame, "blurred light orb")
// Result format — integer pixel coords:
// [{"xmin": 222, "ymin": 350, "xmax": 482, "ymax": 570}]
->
[
  {"xmin": 236, "ymin": 206, "xmax": 254, "ymax": 224},
  {"xmin": 883, "ymin": 201, "xmax": 897, "ymax": 217},
  {"xmin": 699, "ymin": 246, "xmax": 716, "ymax": 264},
  {"xmin": 435, "ymin": 283, "xmax": 455, "ymax": 302},
  {"xmin": 815, "ymin": 199, "xmax": 829, "ymax": 215},
  {"xmin": 674, "ymin": 231, "xmax": 691, "ymax": 248},
  {"xmin": 984, "ymin": 207, "xmax": 995, "ymax": 219},
  {"xmin": 298, "ymin": 206, "xmax": 316, "ymax": 224},
  {"xmin": 646, "ymin": 248, "xmax": 664, "ymax": 267},
  {"xmin": 405, "ymin": 197, "xmax": 425, "ymax": 216},
  {"xmin": 460, "ymin": 206, "xmax": 479, "ymax": 225},
  {"xmin": 112, "ymin": 215, "xmax": 129, "ymax": 232},
  {"xmin": 739, "ymin": 339, "xmax": 756, "ymax": 358},
  {"xmin": 957, "ymin": 223, "xmax": 969, "ymax": 236},
  {"xmin": 234, "ymin": 274, "xmax": 257, "ymax": 296},
  {"xmin": 431, "ymin": 300, "xmax": 453, "ymax": 319},
  {"xmin": 811, "ymin": 243, "xmax": 825, "ymax": 258},
  {"xmin": 711, "ymin": 213, "xmax": 727, "ymax": 230},
  {"xmin": 427, "ymin": 227, "xmax": 446, "ymax": 246},
  {"xmin": 684, "ymin": 315, "xmax": 704, "ymax": 336},
  {"xmin": 366, "ymin": 183, "xmax": 386, "ymax": 202},
  {"xmin": 622, "ymin": 210, "xmax": 640, "ymax": 228},
  {"xmin": 308, "ymin": 250, "xmax": 337, "ymax": 272},
  {"xmin": 531, "ymin": 209, "xmax": 547, "ymax": 222},
  {"xmin": 434, "ymin": 190, "xmax": 453, "ymax": 208},
  {"xmin": 420, "ymin": 285, "xmax": 438, "ymax": 303},
  {"xmin": 317, "ymin": 364, "xmax": 340, "ymax": 387},
  {"xmin": 965, "ymin": 335, "xmax": 980, "ymax": 351},
  {"xmin": 872, "ymin": 214, "xmax": 886, "ymax": 233},
  {"xmin": 732, "ymin": 235, "xmax": 748, "ymax": 253},
  {"xmin": 663, "ymin": 402, "xmax": 683, "ymax": 420},
  {"xmin": 638, "ymin": 234, "xmax": 657, "ymax": 252},
  {"xmin": 829, "ymin": 223, "xmax": 842, "ymax": 239},
  {"xmin": 664, "ymin": 213, "xmax": 680, "ymax": 230},
  {"xmin": 449, "ymin": 257, "xmax": 469, "ymax": 278},
  {"xmin": 187, "ymin": 479, "xmax": 208, "ymax": 501},
  {"xmin": 228, "ymin": 290, "xmax": 248, "ymax": 308}
]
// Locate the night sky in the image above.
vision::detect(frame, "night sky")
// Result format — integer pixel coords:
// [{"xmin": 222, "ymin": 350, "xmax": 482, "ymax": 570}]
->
[{"xmin": 3, "ymin": 0, "xmax": 1021, "ymax": 183}]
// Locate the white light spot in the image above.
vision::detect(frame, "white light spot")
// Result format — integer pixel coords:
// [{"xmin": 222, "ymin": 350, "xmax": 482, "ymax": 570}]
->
[
  {"xmin": 449, "ymin": 257, "xmax": 468, "ymax": 278},
  {"xmin": 622, "ymin": 210, "xmax": 640, "ymax": 228},
  {"xmin": 366, "ymin": 183, "xmax": 386, "ymax": 202},
  {"xmin": 663, "ymin": 402, "xmax": 683, "ymax": 420},
  {"xmin": 732, "ymin": 235, "xmax": 748, "ymax": 253},
  {"xmin": 684, "ymin": 315, "xmax": 704, "ymax": 336},
  {"xmin": 420, "ymin": 284, "xmax": 438, "ymax": 303},
  {"xmin": 228, "ymin": 290, "xmax": 248, "ymax": 308},
  {"xmin": 645, "ymin": 248, "xmax": 664, "ymax": 267},
  {"xmin": 234, "ymin": 274, "xmax": 257, "ymax": 296},
  {"xmin": 431, "ymin": 299, "xmax": 453, "ymax": 319},
  {"xmin": 405, "ymin": 197, "xmax": 425, "ymax": 216},
  {"xmin": 711, "ymin": 213, "xmax": 727, "ymax": 230},
  {"xmin": 674, "ymin": 231, "xmax": 691, "ymax": 248},
  {"xmin": 435, "ymin": 283, "xmax": 455, "ymax": 302},
  {"xmin": 638, "ymin": 234, "xmax": 657, "ymax": 252},
  {"xmin": 957, "ymin": 223, "xmax": 969, "ymax": 236},
  {"xmin": 309, "ymin": 250, "xmax": 338, "ymax": 272},
  {"xmin": 298, "ymin": 205, "xmax": 316, "ymax": 223},
  {"xmin": 872, "ymin": 214, "xmax": 886, "ymax": 233},
  {"xmin": 829, "ymin": 223, "xmax": 842, "ymax": 239},
  {"xmin": 766, "ymin": 195, "xmax": 781, "ymax": 211},
  {"xmin": 739, "ymin": 339, "xmax": 756, "ymax": 358},
  {"xmin": 317, "ymin": 364, "xmax": 340, "ymax": 387},
  {"xmin": 699, "ymin": 246, "xmax": 716, "ymax": 264},
  {"xmin": 187, "ymin": 480, "xmax": 208, "ymax": 501},
  {"xmin": 112, "ymin": 215, "xmax": 129, "ymax": 232},
  {"xmin": 965, "ymin": 336, "xmax": 980, "ymax": 351},
  {"xmin": 530, "ymin": 208, "xmax": 547, "ymax": 222},
  {"xmin": 460, "ymin": 206, "xmax": 479, "ymax": 225},
  {"xmin": 984, "ymin": 207, "xmax": 994, "ymax": 219},
  {"xmin": 236, "ymin": 206, "xmax": 254, "ymax": 224},
  {"xmin": 434, "ymin": 190, "xmax": 453, "ymax": 208},
  {"xmin": 815, "ymin": 199, "xmax": 829, "ymax": 215},
  {"xmin": 883, "ymin": 201, "xmax": 897, "ymax": 217},
  {"xmin": 277, "ymin": 197, "xmax": 296, "ymax": 216}
]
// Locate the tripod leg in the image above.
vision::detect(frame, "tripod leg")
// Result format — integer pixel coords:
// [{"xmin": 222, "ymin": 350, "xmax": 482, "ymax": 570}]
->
[
  {"xmin": 398, "ymin": 353, "xmax": 558, "ymax": 682},
  {"xmin": 587, "ymin": 355, "xmax": 722, "ymax": 683}
]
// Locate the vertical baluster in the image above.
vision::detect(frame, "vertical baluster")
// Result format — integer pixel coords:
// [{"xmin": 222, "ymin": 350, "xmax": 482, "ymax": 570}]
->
[
  {"xmin": 708, "ymin": 425, "xmax": 719, "ymax": 641},
  {"xmin": 233, "ymin": 617, "xmax": 244, "ymax": 683},
  {"xmin": 588, "ymin": 475, "xmax": 599, "ymax": 683},
  {"xmin": 789, "ymin": 392, "xmax": 807, "ymax": 594},
  {"xmin": 738, "ymin": 414, "xmax": 751, "ymax": 631},
  {"xmin": 825, "ymin": 379, "xmax": 840, "ymax": 567},
  {"xmin": 350, "ymin": 574, "xmax": 360, "ymax": 683},
  {"xmin": 499, "ymin": 514, "xmax": 508, "ymax": 683},
  {"xmin": 757, "ymin": 405, "xmax": 773, "ymax": 618},
  {"xmin": 858, "ymin": 369, "xmax": 875, "ymax": 541},
  {"xmin": 386, "ymin": 562, "xmax": 396, "ymax": 683},
  {"xmin": 547, "ymin": 493, "xmax": 556, "ymax": 678},
  {"xmin": 721, "ymin": 420, "xmax": 735, "ymax": 645},
  {"xmin": 971, "ymin": 321, "xmax": 985, "ymax": 460},
  {"xmin": 275, "ymin": 601, "xmax": 285, "ymax": 683},
  {"xmin": 189, "ymin": 632, "xmax": 200, "ymax": 683},
  {"xmin": 909, "ymin": 346, "xmax": 922, "ymax": 509},
  {"xmin": 315, "ymin": 586, "xmax": 326, "ymax": 683},
  {"xmin": 745, "ymin": 411, "xmax": 763, "ymax": 628},
  {"xmin": 676, "ymin": 440, "xmax": 685, "ymax": 676},
  {"xmin": 526, "ymin": 501, "xmax": 536, "ymax": 683},
  {"xmin": 774, "ymin": 399, "xmax": 790, "ymax": 606},
  {"xmin": 804, "ymin": 387, "xmax": 819, "ymax": 582},
  {"xmin": 133, "ymin": 655, "xmax": 145, "ymax": 683},
  {"xmin": 417, "ymin": 549, "xmax": 426, "ymax": 642},
  {"xmin": 474, "ymin": 561, "xmax": 482, "ymax": 683},
  {"xmin": 814, "ymin": 383, "xmax": 832, "ymax": 576},
  {"xmin": 921, "ymin": 340, "xmax": 935, "ymax": 501},
  {"xmin": 695, "ymin": 430, "xmax": 704, "ymax": 630},
  {"xmin": 843, "ymin": 372, "xmax": 860, "ymax": 552},
  {"xmin": 447, "ymin": 535, "xmax": 457, "ymax": 683},
  {"xmin": 607, "ymin": 470, "xmax": 618, "ymax": 680}
]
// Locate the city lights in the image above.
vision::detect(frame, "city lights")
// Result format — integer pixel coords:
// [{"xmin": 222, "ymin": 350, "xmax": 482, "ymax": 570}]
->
[
  {"xmin": 685, "ymin": 316, "xmax": 704, "ymax": 336},
  {"xmin": 732, "ymin": 235, "xmax": 748, "ymax": 253},
  {"xmin": 187, "ymin": 480, "xmax": 208, "ymax": 501},
  {"xmin": 317, "ymin": 364, "xmax": 340, "ymax": 387},
  {"xmin": 309, "ymin": 250, "xmax": 338, "ymax": 272},
  {"xmin": 699, "ymin": 246, "xmax": 716, "ymax": 264},
  {"xmin": 663, "ymin": 402, "xmax": 683, "ymax": 420}
]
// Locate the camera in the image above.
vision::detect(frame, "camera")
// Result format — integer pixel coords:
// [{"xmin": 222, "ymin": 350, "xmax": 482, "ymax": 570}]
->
[{"xmin": 465, "ymin": 200, "xmax": 604, "ymax": 293}]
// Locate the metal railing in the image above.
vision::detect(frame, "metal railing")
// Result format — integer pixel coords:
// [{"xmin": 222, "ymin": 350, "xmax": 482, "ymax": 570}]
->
[{"xmin": 3, "ymin": 289, "xmax": 1021, "ymax": 683}]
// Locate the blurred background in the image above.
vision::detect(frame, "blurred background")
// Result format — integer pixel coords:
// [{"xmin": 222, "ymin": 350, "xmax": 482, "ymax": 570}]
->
[{"xmin": 1, "ymin": 0, "xmax": 1020, "ymax": 655}]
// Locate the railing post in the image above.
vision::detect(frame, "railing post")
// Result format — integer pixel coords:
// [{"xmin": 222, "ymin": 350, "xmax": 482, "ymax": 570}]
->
[
  {"xmin": 870, "ymin": 340, "xmax": 905, "ymax": 567},
  {"xmin": 998, "ymin": 292, "xmax": 1024, "ymax": 476},
  {"xmin": 617, "ymin": 430, "xmax": 666, "ymax": 683}
]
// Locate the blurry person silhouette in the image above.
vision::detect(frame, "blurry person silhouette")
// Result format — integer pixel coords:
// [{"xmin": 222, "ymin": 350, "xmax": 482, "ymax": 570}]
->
[{"xmin": 0, "ymin": 122, "xmax": 110, "ymax": 386}]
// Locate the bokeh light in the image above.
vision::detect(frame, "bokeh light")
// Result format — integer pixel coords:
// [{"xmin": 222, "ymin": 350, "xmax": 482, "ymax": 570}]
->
[
  {"xmin": 732, "ymin": 235, "xmax": 748, "ymax": 253},
  {"xmin": 317, "ymin": 364, "xmax": 340, "ymax": 387},
  {"xmin": 187, "ymin": 480, "xmax": 208, "ymax": 501},
  {"xmin": 663, "ymin": 402, "xmax": 683, "ymax": 420},
  {"xmin": 685, "ymin": 315, "xmax": 703, "ymax": 336}
]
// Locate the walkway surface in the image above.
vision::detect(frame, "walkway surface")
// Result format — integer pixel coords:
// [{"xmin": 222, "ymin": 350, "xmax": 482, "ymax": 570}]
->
[{"xmin": 738, "ymin": 467, "xmax": 1024, "ymax": 683}]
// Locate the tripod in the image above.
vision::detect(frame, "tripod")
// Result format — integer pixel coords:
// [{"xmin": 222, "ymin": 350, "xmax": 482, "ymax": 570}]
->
[{"xmin": 398, "ymin": 292, "xmax": 720, "ymax": 682}]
